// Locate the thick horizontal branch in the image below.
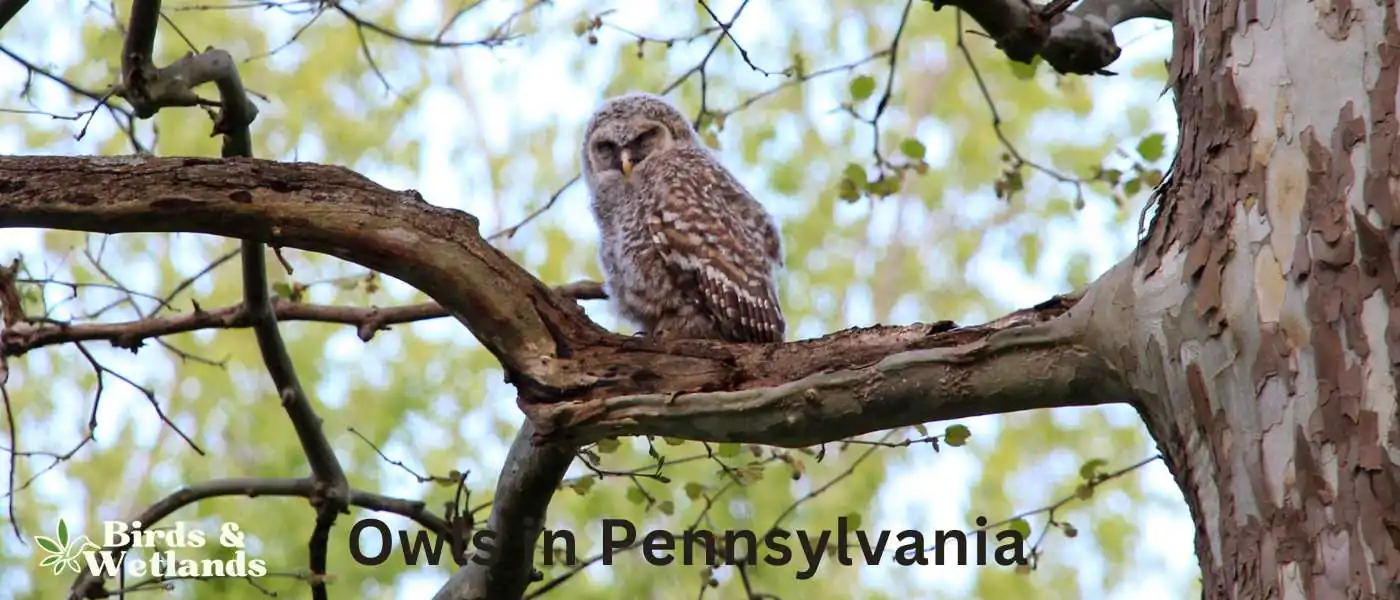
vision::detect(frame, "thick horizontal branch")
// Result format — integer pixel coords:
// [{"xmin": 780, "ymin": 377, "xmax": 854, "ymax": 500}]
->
[
  {"xmin": 525, "ymin": 324, "xmax": 1130, "ymax": 447},
  {"xmin": 1, "ymin": 281, "xmax": 606, "ymax": 357},
  {"xmin": 0, "ymin": 155, "xmax": 1136, "ymax": 450}
]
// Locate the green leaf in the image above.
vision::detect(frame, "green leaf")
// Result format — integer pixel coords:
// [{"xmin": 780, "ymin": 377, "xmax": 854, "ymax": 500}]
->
[
  {"xmin": 1079, "ymin": 458, "xmax": 1108, "ymax": 481},
  {"xmin": 1061, "ymin": 522, "xmax": 1079, "ymax": 538},
  {"xmin": 943, "ymin": 424, "xmax": 971, "ymax": 447},
  {"xmin": 39, "ymin": 555, "xmax": 61, "ymax": 567},
  {"xmin": 658, "ymin": 500, "xmax": 675, "ymax": 515},
  {"xmin": 791, "ymin": 51, "xmax": 807, "ymax": 78},
  {"xmin": 662, "ymin": 437, "xmax": 686, "ymax": 446},
  {"xmin": 716, "ymin": 442, "xmax": 741, "ymax": 457},
  {"xmin": 626, "ymin": 486, "xmax": 647, "ymax": 504},
  {"xmin": 1010, "ymin": 57, "xmax": 1041, "ymax": 80},
  {"xmin": 837, "ymin": 178, "xmax": 861, "ymax": 202},
  {"xmin": 1076, "ymin": 483, "xmax": 1095, "ymax": 500},
  {"xmin": 843, "ymin": 163, "xmax": 867, "ymax": 187},
  {"xmin": 1005, "ymin": 169, "xmax": 1024, "ymax": 192},
  {"xmin": 1136, "ymin": 132, "xmax": 1166, "ymax": 162},
  {"xmin": 271, "ymin": 282, "xmax": 292, "ymax": 297},
  {"xmin": 684, "ymin": 482, "xmax": 705, "ymax": 500},
  {"xmin": 1124, "ymin": 177, "xmax": 1142, "ymax": 196},
  {"xmin": 1007, "ymin": 517, "xmax": 1032, "ymax": 538},
  {"xmin": 35, "ymin": 535, "xmax": 62, "ymax": 554},
  {"xmin": 1143, "ymin": 168, "xmax": 1163, "ymax": 188},
  {"xmin": 849, "ymin": 75, "xmax": 876, "ymax": 101},
  {"xmin": 595, "ymin": 438, "xmax": 620, "ymax": 454},
  {"xmin": 914, "ymin": 423, "xmax": 928, "ymax": 437},
  {"xmin": 868, "ymin": 176, "xmax": 902, "ymax": 197},
  {"xmin": 569, "ymin": 476, "xmax": 596, "ymax": 495},
  {"xmin": 58, "ymin": 519, "xmax": 69, "ymax": 547},
  {"xmin": 899, "ymin": 137, "xmax": 926, "ymax": 160}
]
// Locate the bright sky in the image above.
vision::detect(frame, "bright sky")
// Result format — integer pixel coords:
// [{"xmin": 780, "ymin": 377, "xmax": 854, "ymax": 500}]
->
[{"xmin": 0, "ymin": 1, "xmax": 1199, "ymax": 598}]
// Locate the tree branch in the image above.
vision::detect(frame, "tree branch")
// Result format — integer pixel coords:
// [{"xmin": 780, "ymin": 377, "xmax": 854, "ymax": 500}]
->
[
  {"xmin": 931, "ymin": 0, "xmax": 1176, "ymax": 75},
  {"xmin": 526, "ymin": 314, "xmax": 1130, "ymax": 447},
  {"xmin": 63, "ymin": 2, "xmax": 349, "ymax": 597},
  {"xmin": 0, "ymin": 156, "xmax": 1136, "ymax": 449},
  {"xmin": 0, "ymin": 156, "xmax": 603, "ymax": 387},
  {"xmin": 434, "ymin": 421, "xmax": 576, "ymax": 600},
  {"xmin": 64, "ymin": 475, "xmax": 464, "ymax": 598},
  {"xmin": 1, "ymin": 281, "xmax": 606, "ymax": 357},
  {"xmin": 0, "ymin": 0, "xmax": 28, "ymax": 33}
]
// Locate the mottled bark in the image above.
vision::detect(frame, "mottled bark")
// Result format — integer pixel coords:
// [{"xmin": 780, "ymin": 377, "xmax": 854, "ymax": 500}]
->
[{"xmin": 1122, "ymin": 0, "xmax": 1400, "ymax": 597}]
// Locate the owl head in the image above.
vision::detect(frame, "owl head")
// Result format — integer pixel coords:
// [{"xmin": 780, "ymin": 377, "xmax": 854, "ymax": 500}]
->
[{"xmin": 581, "ymin": 92, "xmax": 698, "ymax": 188}]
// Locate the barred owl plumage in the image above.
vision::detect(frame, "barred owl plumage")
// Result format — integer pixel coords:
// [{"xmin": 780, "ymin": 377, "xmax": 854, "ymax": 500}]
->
[{"xmin": 580, "ymin": 92, "xmax": 786, "ymax": 343}]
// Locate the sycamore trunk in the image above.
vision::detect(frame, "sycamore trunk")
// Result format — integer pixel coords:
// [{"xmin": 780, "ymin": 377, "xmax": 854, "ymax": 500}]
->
[{"xmin": 1127, "ymin": 0, "xmax": 1400, "ymax": 597}]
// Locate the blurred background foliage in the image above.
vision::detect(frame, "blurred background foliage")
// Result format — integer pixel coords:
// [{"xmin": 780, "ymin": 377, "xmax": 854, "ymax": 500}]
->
[{"xmin": 0, "ymin": 0, "xmax": 1197, "ymax": 598}]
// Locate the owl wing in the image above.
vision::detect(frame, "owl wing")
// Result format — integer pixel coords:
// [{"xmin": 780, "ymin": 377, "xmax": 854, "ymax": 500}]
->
[{"xmin": 645, "ymin": 174, "xmax": 785, "ymax": 344}]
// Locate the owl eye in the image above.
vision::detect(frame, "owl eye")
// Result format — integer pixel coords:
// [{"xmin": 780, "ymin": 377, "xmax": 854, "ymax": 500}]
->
[
  {"xmin": 633, "ymin": 127, "xmax": 660, "ymax": 145},
  {"xmin": 593, "ymin": 140, "xmax": 618, "ymax": 156}
]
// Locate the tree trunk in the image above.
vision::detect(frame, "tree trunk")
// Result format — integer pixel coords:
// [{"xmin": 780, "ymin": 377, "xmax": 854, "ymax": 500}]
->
[{"xmin": 1126, "ymin": 0, "xmax": 1400, "ymax": 597}]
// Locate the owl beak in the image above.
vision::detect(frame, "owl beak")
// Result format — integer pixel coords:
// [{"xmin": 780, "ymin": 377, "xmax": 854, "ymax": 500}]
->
[{"xmin": 620, "ymin": 149, "xmax": 634, "ymax": 179}]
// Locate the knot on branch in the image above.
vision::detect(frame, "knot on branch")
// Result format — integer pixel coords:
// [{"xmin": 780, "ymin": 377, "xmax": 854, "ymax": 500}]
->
[{"xmin": 118, "ymin": 48, "xmax": 260, "ymax": 138}]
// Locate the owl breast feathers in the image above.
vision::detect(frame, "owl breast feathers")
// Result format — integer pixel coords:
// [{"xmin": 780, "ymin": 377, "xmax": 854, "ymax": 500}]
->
[{"xmin": 580, "ymin": 92, "xmax": 786, "ymax": 344}]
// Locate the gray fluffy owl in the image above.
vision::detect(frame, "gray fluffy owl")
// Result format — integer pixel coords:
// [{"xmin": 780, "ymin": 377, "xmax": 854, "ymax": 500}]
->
[{"xmin": 580, "ymin": 92, "xmax": 786, "ymax": 343}]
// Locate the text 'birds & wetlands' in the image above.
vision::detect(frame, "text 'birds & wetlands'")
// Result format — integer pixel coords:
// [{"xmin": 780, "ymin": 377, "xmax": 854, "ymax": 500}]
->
[{"xmin": 348, "ymin": 515, "xmax": 1029, "ymax": 578}]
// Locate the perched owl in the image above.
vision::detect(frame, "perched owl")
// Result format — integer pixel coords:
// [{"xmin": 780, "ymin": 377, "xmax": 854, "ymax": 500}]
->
[{"xmin": 580, "ymin": 92, "xmax": 786, "ymax": 344}]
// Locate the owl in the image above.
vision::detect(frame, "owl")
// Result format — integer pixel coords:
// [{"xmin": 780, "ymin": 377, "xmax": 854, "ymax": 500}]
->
[{"xmin": 580, "ymin": 92, "xmax": 786, "ymax": 344}]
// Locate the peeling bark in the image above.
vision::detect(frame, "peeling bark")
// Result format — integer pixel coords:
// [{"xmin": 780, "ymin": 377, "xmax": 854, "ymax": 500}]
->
[{"xmin": 1125, "ymin": 0, "xmax": 1400, "ymax": 597}]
